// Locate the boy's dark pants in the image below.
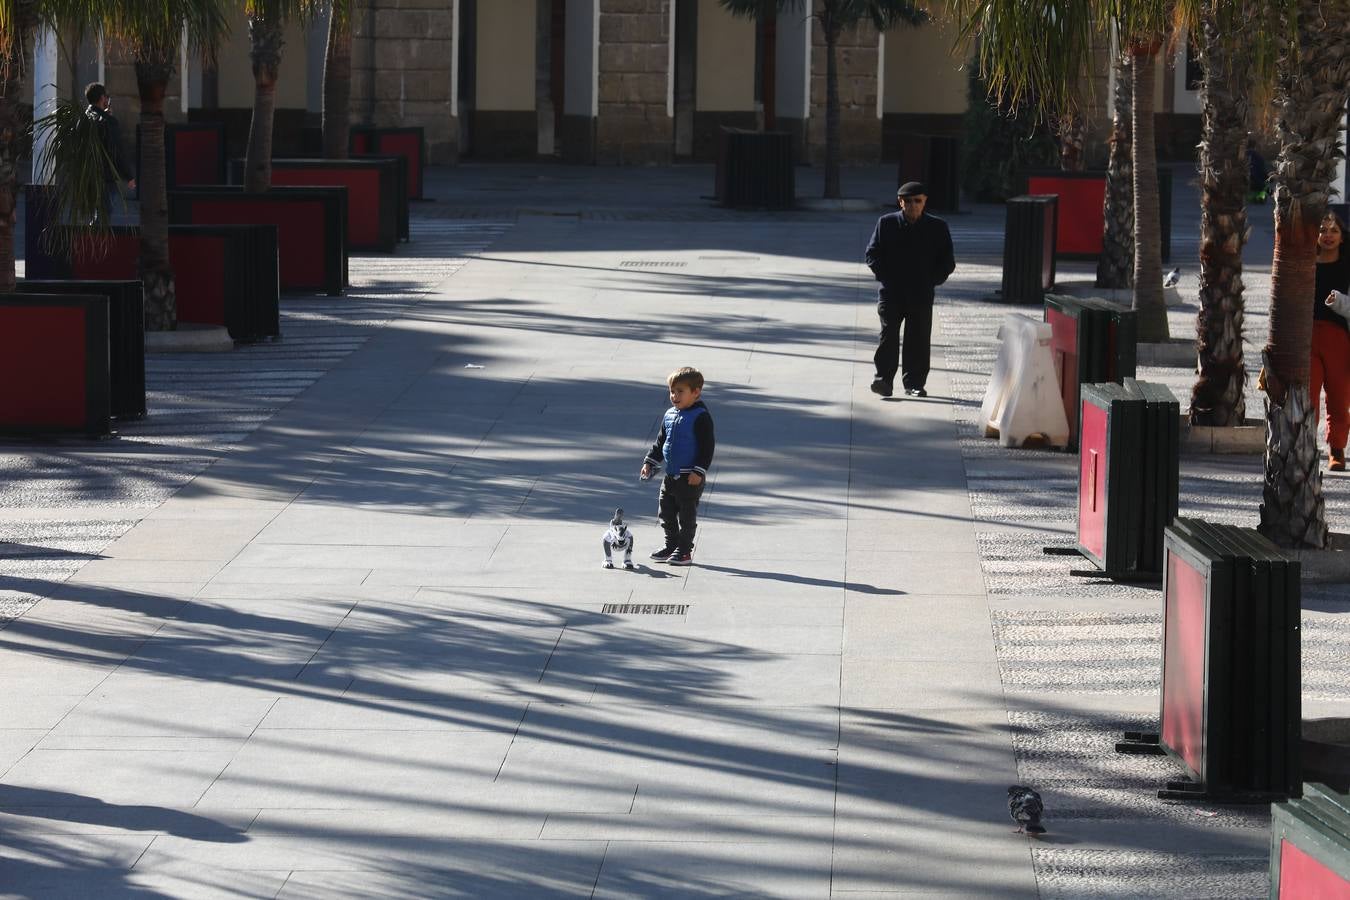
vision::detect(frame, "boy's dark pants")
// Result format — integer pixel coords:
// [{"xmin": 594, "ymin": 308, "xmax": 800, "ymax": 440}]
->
[{"xmin": 658, "ymin": 475, "xmax": 704, "ymax": 552}]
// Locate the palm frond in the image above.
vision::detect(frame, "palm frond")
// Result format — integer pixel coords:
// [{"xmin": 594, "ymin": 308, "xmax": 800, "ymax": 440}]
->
[
  {"xmin": 31, "ymin": 96, "xmax": 118, "ymax": 260},
  {"xmin": 944, "ymin": 0, "xmax": 1098, "ymax": 118},
  {"xmin": 244, "ymin": 0, "xmax": 325, "ymax": 25},
  {"xmin": 92, "ymin": 0, "xmax": 233, "ymax": 66}
]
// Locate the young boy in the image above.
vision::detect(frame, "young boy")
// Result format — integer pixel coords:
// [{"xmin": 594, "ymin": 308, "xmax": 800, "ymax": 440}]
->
[{"xmin": 639, "ymin": 367, "xmax": 715, "ymax": 566}]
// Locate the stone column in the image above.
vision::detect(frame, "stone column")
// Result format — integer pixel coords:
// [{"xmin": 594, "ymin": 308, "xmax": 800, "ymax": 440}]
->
[
  {"xmin": 562, "ymin": 0, "xmax": 598, "ymax": 162},
  {"xmin": 775, "ymin": 1, "xmax": 811, "ymax": 159},
  {"xmin": 32, "ymin": 27, "xmax": 59, "ymax": 184},
  {"xmin": 351, "ymin": 0, "xmax": 459, "ymax": 163},
  {"xmin": 807, "ymin": 2, "xmax": 880, "ymax": 165},
  {"xmin": 596, "ymin": 0, "xmax": 672, "ymax": 164}
]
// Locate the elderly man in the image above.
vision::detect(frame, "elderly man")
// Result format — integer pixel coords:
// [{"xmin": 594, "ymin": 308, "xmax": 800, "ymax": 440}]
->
[{"xmin": 864, "ymin": 181, "xmax": 956, "ymax": 398}]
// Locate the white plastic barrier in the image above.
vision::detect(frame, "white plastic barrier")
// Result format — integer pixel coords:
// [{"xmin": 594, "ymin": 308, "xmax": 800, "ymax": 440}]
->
[{"xmin": 979, "ymin": 314, "xmax": 1070, "ymax": 448}]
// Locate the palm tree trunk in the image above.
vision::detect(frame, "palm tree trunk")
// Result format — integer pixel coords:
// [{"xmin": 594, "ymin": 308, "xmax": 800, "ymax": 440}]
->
[
  {"xmin": 0, "ymin": 2, "xmax": 39, "ymax": 293},
  {"xmin": 1096, "ymin": 53, "xmax": 1133, "ymax": 290},
  {"xmin": 1129, "ymin": 40, "xmax": 1168, "ymax": 342},
  {"xmin": 136, "ymin": 63, "xmax": 176, "ymax": 331},
  {"xmin": 1057, "ymin": 112, "xmax": 1086, "ymax": 172},
  {"xmin": 1257, "ymin": 0, "xmax": 1350, "ymax": 549},
  {"xmin": 135, "ymin": 62, "xmax": 176, "ymax": 330},
  {"xmin": 0, "ymin": 182, "xmax": 16, "ymax": 294},
  {"xmin": 244, "ymin": 11, "xmax": 285, "ymax": 193},
  {"xmin": 322, "ymin": 6, "xmax": 351, "ymax": 159},
  {"xmin": 1189, "ymin": 11, "xmax": 1252, "ymax": 426},
  {"xmin": 822, "ymin": 16, "xmax": 840, "ymax": 199}
]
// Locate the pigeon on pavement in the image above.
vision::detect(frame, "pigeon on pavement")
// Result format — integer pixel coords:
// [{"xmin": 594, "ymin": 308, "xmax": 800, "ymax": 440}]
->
[
  {"xmin": 1007, "ymin": 785, "xmax": 1047, "ymax": 835},
  {"xmin": 1163, "ymin": 267, "xmax": 1181, "ymax": 288}
]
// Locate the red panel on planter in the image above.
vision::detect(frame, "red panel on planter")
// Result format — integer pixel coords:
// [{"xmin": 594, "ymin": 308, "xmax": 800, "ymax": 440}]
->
[
  {"xmin": 1047, "ymin": 306, "xmax": 1079, "ymax": 441},
  {"xmin": 1162, "ymin": 550, "xmax": 1208, "ymax": 777},
  {"xmin": 188, "ymin": 199, "xmax": 325, "ymax": 290},
  {"xmin": 1027, "ymin": 175, "xmax": 1106, "ymax": 256},
  {"xmin": 72, "ymin": 233, "xmax": 139, "ymax": 280},
  {"xmin": 1279, "ymin": 839, "xmax": 1350, "ymax": 898},
  {"xmin": 1077, "ymin": 401, "xmax": 1108, "ymax": 559},
  {"xmin": 269, "ymin": 168, "xmax": 377, "ymax": 247},
  {"xmin": 351, "ymin": 132, "xmax": 371, "ymax": 154},
  {"xmin": 0, "ymin": 306, "xmax": 86, "ymax": 426},
  {"xmin": 169, "ymin": 233, "xmax": 227, "ymax": 325},
  {"xmin": 376, "ymin": 132, "xmax": 422, "ymax": 200},
  {"xmin": 174, "ymin": 129, "xmax": 223, "ymax": 186}
]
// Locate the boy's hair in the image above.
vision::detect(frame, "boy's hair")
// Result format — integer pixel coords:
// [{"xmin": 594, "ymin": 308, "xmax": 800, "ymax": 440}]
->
[
  {"xmin": 667, "ymin": 367, "xmax": 704, "ymax": 392},
  {"xmin": 85, "ymin": 82, "xmax": 107, "ymax": 106}
]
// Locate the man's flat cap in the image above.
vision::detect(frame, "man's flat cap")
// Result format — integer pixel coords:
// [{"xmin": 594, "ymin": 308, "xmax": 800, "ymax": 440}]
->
[{"xmin": 897, "ymin": 181, "xmax": 927, "ymax": 197}]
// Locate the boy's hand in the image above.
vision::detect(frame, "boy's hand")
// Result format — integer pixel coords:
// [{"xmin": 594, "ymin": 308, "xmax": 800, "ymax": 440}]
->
[
  {"xmin": 688, "ymin": 472, "xmax": 703, "ymax": 486},
  {"xmin": 639, "ymin": 463, "xmax": 653, "ymax": 480}
]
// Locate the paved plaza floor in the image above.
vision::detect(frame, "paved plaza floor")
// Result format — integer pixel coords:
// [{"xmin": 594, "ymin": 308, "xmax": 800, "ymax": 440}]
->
[{"xmin": 1, "ymin": 164, "xmax": 1348, "ymax": 898}]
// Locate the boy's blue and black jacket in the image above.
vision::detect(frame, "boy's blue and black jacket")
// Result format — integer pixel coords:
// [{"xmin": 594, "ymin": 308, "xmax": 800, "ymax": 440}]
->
[{"xmin": 645, "ymin": 400, "xmax": 715, "ymax": 477}]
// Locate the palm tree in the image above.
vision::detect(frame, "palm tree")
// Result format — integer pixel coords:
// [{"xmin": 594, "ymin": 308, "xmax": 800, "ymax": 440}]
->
[
  {"xmin": 1257, "ymin": 0, "xmax": 1350, "ymax": 549},
  {"xmin": 320, "ymin": 0, "xmax": 349, "ymax": 159},
  {"xmin": 950, "ymin": 0, "xmax": 1178, "ymax": 341},
  {"xmin": 1119, "ymin": 27, "xmax": 1168, "ymax": 341},
  {"xmin": 0, "ymin": 0, "xmax": 49, "ymax": 292},
  {"xmin": 721, "ymin": 0, "xmax": 927, "ymax": 199},
  {"xmin": 243, "ymin": 0, "xmax": 315, "ymax": 191},
  {"xmin": 107, "ymin": 0, "xmax": 230, "ymax": 329},
  {"xmin": 1188, "ymin": 4, "xmax": 1259, "ymax": 427},
  {"xmin": 1095, "ymin": 51, "xmax": 1133, "ymax": 290}
]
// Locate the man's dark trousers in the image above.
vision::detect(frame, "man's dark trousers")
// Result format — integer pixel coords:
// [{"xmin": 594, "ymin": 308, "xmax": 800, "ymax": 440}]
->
[
  {"xmin": 875, "ymin": 292, "xmax": 933, "ymax": 391},
  {"xmin": 658, "ymin": 475, "xmax": 704, "ymax": 552}
]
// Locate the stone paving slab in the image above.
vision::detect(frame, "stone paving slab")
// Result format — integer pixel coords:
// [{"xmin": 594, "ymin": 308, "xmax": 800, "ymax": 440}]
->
[{"xmin": 1, "ymin": 165, "xmax": 1346, "ymax": 897}]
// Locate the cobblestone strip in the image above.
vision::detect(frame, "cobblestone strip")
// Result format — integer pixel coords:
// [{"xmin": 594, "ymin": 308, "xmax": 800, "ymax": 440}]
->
[
  {"xmin": 0, "ymin": 221, "xmax": 512, "ymax": 625},
  {"xmin": 937, "ymin": 261, "xmax": 1349, "ymax": 898}
]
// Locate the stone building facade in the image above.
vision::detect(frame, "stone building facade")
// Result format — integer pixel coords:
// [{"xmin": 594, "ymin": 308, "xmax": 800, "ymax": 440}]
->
[
  {"xmin": 350, "ymin": 0, "xmax": 460, "ymax": 163},
  {"xmin": 30, "ymin": 2, "xmax": 1232, "ymax": 176}
]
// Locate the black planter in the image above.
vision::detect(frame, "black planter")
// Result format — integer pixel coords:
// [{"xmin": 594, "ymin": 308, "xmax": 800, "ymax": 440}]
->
[
  {"xmin": 18, "ymin": 279, "xmax": 146, "ymax": 419},
  {"xmin": 0, "ymin": 292, "xmax": 111, "ymax": 436},
  {"xmin": 995, "ymin": 195, "xmax": 1058, "ymax": 305},
  {"xmin": 715, "ymin": 129, "xmax": 795, "ymax": 210},
  {"xmin": 169, "ymin": 187, "xmax": 347, "ymax": 296},
  {"xmin": 896, "ymin": 134, "xmax": 961, "ymax": 213}
]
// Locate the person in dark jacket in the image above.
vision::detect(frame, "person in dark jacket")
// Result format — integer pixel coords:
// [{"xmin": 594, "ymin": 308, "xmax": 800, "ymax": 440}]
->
[
  {"xmin": 84, "ymin": 82, "xmax": 135, "ymax": 219},
  {"xmin": 865, "ymin": 181, "xmax": 956, "ymax": 398},
  {"xmin": 639, "ymin": 367, "xmax": 715, "ymax": 566}
]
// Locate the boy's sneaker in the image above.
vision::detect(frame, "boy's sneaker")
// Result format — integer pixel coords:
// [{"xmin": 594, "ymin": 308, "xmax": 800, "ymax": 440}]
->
[
  {"xmin": 650, "ymin": 546, "xmax": 677, "ymax": 562},
  {"xmin": 667, "ymin": 549, "xmax": 693, "ymax": 566}
]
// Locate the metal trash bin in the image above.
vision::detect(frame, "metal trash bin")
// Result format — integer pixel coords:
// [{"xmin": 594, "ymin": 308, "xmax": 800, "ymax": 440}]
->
[
  {"xmin": 994, "ymin": 195, "xmax": 1057, "ymax": 305},
  {"xmin": 1117, "ymin": 518, "xmax": 1301, "ymax": 803},
  {"xmin": 715, "ymin": 129, "xmax": 795, "ymax": 210},
  {"xmin": 1269, "ymin": 784, "xmax": 1350, "ymax": 897},
  {"xmin": 1044, "ymin": 294, "xmax": 1137, "ymax": 449},
  {"xmin": 1073, "ymin": 379, "xmax": 1179, "ymax": 579}
]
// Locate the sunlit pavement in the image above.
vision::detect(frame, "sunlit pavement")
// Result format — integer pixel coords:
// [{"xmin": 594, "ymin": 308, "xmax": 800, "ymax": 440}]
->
[{"xmin": 0, "ymin": 164, "xmax": 1345, "ymax": 898}]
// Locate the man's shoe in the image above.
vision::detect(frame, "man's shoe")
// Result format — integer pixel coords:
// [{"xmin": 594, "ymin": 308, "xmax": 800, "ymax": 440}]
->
[
  {"xmin": 1331, "ymin": 448, "xmax": 1346, "ymax": 472},
  {"xmin": 905, "ymin": 387, "xmax": 928, "ymax": 398},
  {"xmin": 870, "ymin": 378, "xmax": 893, "ymax": 397},
  {"xmin": 667, "ymin": 549, "xmax": 693, "ymax": 566},
  {"xmin": 650, "ymin": 545, "xmax": 677, "ymax": 561}
]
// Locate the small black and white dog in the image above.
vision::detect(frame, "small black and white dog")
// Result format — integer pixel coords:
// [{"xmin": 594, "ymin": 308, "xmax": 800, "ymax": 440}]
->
[{"xmin": 602, "ymin": 508, "xmax": 636, "ymax": 569}]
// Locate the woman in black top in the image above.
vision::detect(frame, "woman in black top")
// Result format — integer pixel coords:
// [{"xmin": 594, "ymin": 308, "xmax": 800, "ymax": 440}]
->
[{"xmin": 1311, "ymin": 212, "xmax": 1350, "ymax": 471}]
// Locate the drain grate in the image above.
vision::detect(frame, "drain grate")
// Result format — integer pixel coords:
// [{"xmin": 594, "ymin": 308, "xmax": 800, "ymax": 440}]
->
[
  {"xmin": 618, "ymin": 260, "xmax": 687, "ymax": 268},
  {"xmin": 602, "ymin": 603, "xmax": 689, "ymax": 615}
]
